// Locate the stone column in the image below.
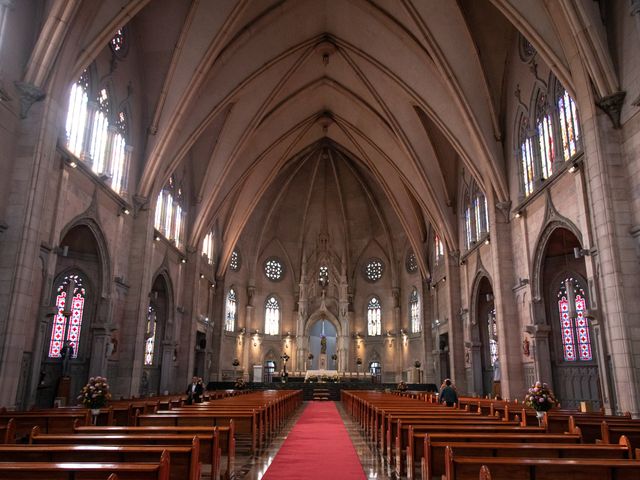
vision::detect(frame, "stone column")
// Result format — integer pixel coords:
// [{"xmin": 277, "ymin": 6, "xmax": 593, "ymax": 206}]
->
[
  {"xmin": 422, "ymin": 278, "xmax": 435, "ymax": 384},
  {"xmin": 444, "ymin": 254, "xmax": 466, "ymax": 391}
]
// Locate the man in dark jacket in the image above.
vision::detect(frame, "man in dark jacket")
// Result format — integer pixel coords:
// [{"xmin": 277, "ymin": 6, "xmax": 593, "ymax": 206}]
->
[
  {"xmin": 439, "ymin": 378, "xmax": 458, "ymax": 407},
  {"xmin": 186, "ymin": 376, "xmax": 204, "ymax": 404}
]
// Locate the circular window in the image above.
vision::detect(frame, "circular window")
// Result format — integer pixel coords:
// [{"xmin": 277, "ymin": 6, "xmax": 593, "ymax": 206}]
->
[
  {"xmin": 264, "ymin": 257, "xmax": 284, "ymax": 281},
  {"xmin": 109, "ymin": 28, "xmax": 129, "ymax": 58},
  {"xmin": 363, "ymin": 258, "xmax": 384, "ymax": 282},
  {"xmin": 406, "ymin": 251, "xmax": 418, "ymax": 273},
  {"xmin": 229, "ymin": 250, "xmax": 241, "ymax": 272},
  {"xmin": 518, "ymin": 33, "xmax": 536, "ymax": 63}
]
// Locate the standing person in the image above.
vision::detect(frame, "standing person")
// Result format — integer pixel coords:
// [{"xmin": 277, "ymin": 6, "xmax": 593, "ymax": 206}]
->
[
  {"xmin": 186, "ymin": 376, "xmax": 203, "ymax": 405},
  {"xmin": 439, "ymin": 378, "xmax": 458, "ymax": 407}
]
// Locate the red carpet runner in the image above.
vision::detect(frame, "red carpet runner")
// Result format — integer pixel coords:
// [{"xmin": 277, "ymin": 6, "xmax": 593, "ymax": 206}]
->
[{"xmin": 262, "ymin": 401, "xmax": 366, "ymax": 479}]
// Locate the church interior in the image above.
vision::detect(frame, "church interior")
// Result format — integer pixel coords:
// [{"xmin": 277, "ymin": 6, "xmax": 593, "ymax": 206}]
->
[{"xmin": 1, "ymin": 0, "xmax": 640, "ymax": 478}]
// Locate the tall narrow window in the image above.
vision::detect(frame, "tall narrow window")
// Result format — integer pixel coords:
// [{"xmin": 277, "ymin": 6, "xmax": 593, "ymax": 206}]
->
[
  {"xmin": 49, "ymin": 274, "xmax": 86, "ymax": 358},
  {"xmin": 202, "ymin": 231, "xmax": 215, "ymax": 265},
  {"xmin": 65, "ymin": 72, "xmax": 89, "ymax": 157},
  {"xmin": 154, "ymin": 176, "xmax": 186, "ymax": 249},
  {"xmin": 520, "ymin": 116, "xmax": 535, "ymax": 197},
  {"xmin": 144, "ymin": 305, "xmax": 157, "ymax": 366},
  {"xmin": 556, "ymin": 87, "xmax": 580, "ymax": 161},
  {"xmin": 90, "ymin": 88, "xmax": 110, "ymax": 175},
  {"xmin": 229, "ymin": 250, "xmax": 240, "ymax": 271},
  {"xmin": 462, "ymin": 180, "xmax": 489, "ymax": 251},
  {"xmin": 488, "ymin": 307, "xmax": 498, "ymax": 367},
  {"xmin": 225, "ymin": 289, "xmax": 237, "ymax": 332},
  {"xmin": 434, "ymin": 235, "xmax": 444, "ymax": 264},
  {"xmin": 410, "ymin": 288, "xmax": 421, "ymax": 333},
  {"xmin": 367, "ymin": 297, "xmax": 382, "ymax": 336},
  {"xmin": 264, "ymin": 296, "xmax": 280, "ymax": 335},
  {"xmin": 557, "ymin": 277, "xmax": 592, "ymax": 362},
  {"xmin": 536, "ymin": 93, "xmax": 554, "ymax": 179},
  {"xmin": 464, "ymin": 206, "xmax": 472, "ymax": 249}
]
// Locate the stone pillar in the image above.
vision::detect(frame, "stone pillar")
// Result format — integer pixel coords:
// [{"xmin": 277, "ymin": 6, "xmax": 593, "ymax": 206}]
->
[
  {"xmin": 444, "ymin": 254, "xmax": 466, "ymax": 391},
  {"xmin": 422, "ymin": 278, "xmax": 435, "ymax": 384},
  {"xmin": 490, "ymin": 199, "xmax": 524, "ymax": 400}
]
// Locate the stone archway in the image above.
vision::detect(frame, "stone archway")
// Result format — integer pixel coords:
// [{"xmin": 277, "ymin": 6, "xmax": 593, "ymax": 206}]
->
[{"xmin": 303, "ymin": 309, "xmax": 343, "ymax": 370}]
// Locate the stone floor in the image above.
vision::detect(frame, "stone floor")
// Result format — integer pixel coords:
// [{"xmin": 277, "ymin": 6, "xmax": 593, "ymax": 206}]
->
[{"xmin": 230, "ymin": 401, "xmax": 395, "ymax": 480}]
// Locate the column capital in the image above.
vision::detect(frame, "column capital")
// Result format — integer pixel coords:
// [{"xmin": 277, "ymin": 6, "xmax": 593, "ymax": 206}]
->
[{"xmin": 14, "ymin": 81, "xmax": 46, "ymax": 119}]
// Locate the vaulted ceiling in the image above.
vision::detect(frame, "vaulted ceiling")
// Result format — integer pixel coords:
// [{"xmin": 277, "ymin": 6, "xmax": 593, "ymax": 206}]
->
[{"xmin": 34, "ymin": 0, "xmax": 616, "ymax": 279}]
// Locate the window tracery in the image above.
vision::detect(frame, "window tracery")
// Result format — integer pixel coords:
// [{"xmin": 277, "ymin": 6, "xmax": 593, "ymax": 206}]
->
[
  {"xmin": 557, "ymin": 277, "xmax": 592, "ymax": 362},
  {"xmin": 154, "ymin": 175, "xmax": 186, "ymax": 250},
  {"xmin": 367, "ymin": 297, "xmax": 382, "ymax": 336},
  {"xmin": 410, "ymin": 288, "xmax": 421, "ymax": 333},
  {"xmin": 364, "ymin": 258, "xmax": 384, "ymax": 282},
  {"xmin": 462, "ymin": 180, "xmax": 489, "ymax": 251},
  {"xmin": 264, "ymin": 258, "xmax": 284, "ymax": 281},
  {"xmin": 265, "ymin": 296, "xmax": 280, "ymax": 335},
  {"xmin": 202, "ymin": 231, "xmax": 214, "ymax": 265},
  {"xmin": 49, "ymin": 274, "xmax": 86, "ymax": 359},
  {"xmin": 229, "ymin": 250, "xmax": 240, "ymax": 271},
  {"xmin": 225, "ymin": 288, "xmax": 237, "ymax": 332}
]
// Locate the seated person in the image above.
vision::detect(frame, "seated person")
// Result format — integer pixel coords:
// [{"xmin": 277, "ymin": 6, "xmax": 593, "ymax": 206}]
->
[{"xmin": 439, "ymin": 378, "xmax": 458, "ymax": 407}]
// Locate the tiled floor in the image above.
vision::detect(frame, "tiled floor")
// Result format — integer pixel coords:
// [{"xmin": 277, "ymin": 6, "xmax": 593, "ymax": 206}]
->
[{"xmin": 231, "ymin": 401, "xmax": 394, "ymax": 480}]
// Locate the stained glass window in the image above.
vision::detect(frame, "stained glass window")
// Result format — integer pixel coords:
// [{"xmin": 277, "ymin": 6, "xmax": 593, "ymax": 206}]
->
[
  {"xmin": 225, "ymin": 289, "xmax": 237, "ymax": 332},
  {"xmin": 49, "ymin": 274, "xmax": 86, "ymax": 358},
  {"xmin": 488, "ymin": 307, "xmax": 498, "ymax": 367},
  {"xmin": 406, "ymin": 251, "xmax": 418, "ymax": 273},
  {"xmin": 230, "ymin": 250, "xmax": 240, "ymax": 271},
  {"xmin": 557, "ymin": 277, "xmax": 592, "ymax": 362},
  {"xmin": 464, "ymin": 206, "xmax": 472, "ymax": 249},
  {"xmin": 520, "ymin": 116, "xmax": 535, "ymax": 197},
  {"xmin": 109, "ymin": 29, "xmax": 126, "ymax": 55},
  {"xmin": 144, "ymin": 305, "xmax": 157, "ymax": 366},
  {"xmin": 463, "ymin": 181, "xmax": 489, "ymax": 250},
  {"xmin": 410, "ymin": 288, "xmax": 421, "ymax": 333},
  {"xmin": 434, "ymin": 235, "xmax": 444, "ymax": 265},
  {"xmin": 364, "ymin": 258, "xmax": 384, "ymax": 282},
  {"xmin": 557, "ymin": 88, "xmax": 580, "ymax": 161},
  {"xmin": 264, "ymin": 258, "xmax": 284, "ymax": 281},
  {"xmin": 265, "ymin": 296, "xmax": 280, "ymax": 335},
  {"xmin": 536, "ymin": 93, "xmax": 554, "ymax": 179},
  {"xmin": 65, "ymin": 73, "xmax": 89, "ymax": 157},
  {"xmin": 367, "ymin": 297, "xmax": 382, "ymax": 336}
]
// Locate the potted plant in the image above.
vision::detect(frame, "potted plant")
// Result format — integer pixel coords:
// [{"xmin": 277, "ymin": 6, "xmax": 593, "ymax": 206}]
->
[{"xmin": 524, "ymin": 381, "xmax": 557, "ymax": 423}]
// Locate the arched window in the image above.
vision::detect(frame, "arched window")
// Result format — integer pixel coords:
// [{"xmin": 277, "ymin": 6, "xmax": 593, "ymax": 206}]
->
[
  {"xmin": 367, "ymin": 297, "xmax": 382, "ymax": 336},
  {"xmin": 462, "ymin": 179, "xmax": 489, "ymax": 251},
  {"xmin": 154, "ymin": 175, "xmax": 186, "ymax": 249},
  {"xmin": 229, "ymin": 250, "xmax": 240, "ymax": 271},
  {"xmin": 406, "ymin": 250, "xmax": 418, "ymax": 273},
  {"xmin": 318, "ymin": 265, "xmax": 329, "ymax": 286},
  {"xmin": 63, "ymin": 68, "xmax": 131, "ymax": 196},
  {"xmin": 144, "ymin": 305, "xmax": 157, "ymax": 366},
  {"xmin": 434, "ymin": 235, "xmax": 444, "ymax": 265},
  {"xmin": 535, "ymin": 91, "xmax": 554, "ymax": 180},
  {"xmin": 264, "ymin": 296, "xmax": 280, "ymax": 335},
  {"xmin": 519, "ymin": 115, "xmax": 535, "ymax": 197},
  {"xmin": 518, "ymin": 77, "xmax": 581, "ymax": 198},
  {"xmin": 48, "ymin": 274, "xmax": 86, "ymax": 359},
  {"xmin": 555, "ymin": 83, "xmax": 581, "ymax": 161},
  {"xmin": 202, "ymin": 231, "xmax": 214, "ymax": 265},
  {"xmin": 557, "ymin": 277, "xmax": 592, "ymax": 361},
  {"xmin": 410, "ymin": 288, "xmax": 421, "ymax": 333},
  {"xmin": 225, "ymin": 288, "xmax": 237, "ymax": 332}
]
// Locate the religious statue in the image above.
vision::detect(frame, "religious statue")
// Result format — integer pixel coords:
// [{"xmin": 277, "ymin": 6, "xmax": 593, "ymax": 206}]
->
[{"xmin": 320, "ymin": 335, "xmax": 327, "ymax": 354}]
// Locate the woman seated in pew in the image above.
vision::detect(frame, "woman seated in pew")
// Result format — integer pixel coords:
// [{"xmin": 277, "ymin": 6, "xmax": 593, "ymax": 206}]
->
[{"xmin": 439, "ymin": 378, "xmax": 458, "ymax": 407}]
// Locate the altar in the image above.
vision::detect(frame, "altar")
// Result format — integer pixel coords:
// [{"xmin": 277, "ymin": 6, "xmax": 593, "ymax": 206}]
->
[{"xmin": 304, "ymin": 369, "xmax": 339, "ymax": 380}]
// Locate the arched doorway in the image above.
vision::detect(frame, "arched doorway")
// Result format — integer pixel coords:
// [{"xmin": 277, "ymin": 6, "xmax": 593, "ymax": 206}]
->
[
  {"xmin": 35, "ymin": 225, "xmax": 104, "ymax": 408},
  {"xmin": 142, "ymin": 274, "xmax": 171, "ymax": 396},
  {"xmin": 542, "ymin": 228, "xmax": 601, "ymax": 409},
  {"xmin": 474, "ymin": 277, "xmax": 498, "ymax": 397},
  {"xmin": 308, "ymin": 319, "xmax": 337, "ymax": 369}
]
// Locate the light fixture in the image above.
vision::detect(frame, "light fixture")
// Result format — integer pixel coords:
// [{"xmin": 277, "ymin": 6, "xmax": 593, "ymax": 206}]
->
[
  {"xmin": 68, "ymin": 160, "xmax": 77, "ymax": 168},
  {"xmin": 121, "ymin": 207, "xmax": 130, "ymax": 215},
  {"xmin": 200, "ymin": 273, "xmax": 205, "ymax": 279},
  {"xmin": 514, "ymin": 210, "xmax": 523, "ymax": 219},
  {"xmin": 180, "ymin": 258, "xmax": 187, "ymax": 264},
  {"xmin": 568, "ymin": 163, "xmax": 578, "ymax": 173},
  {"xmin": 484, "ymin": 236, "xmax": 490, "ymax": 245},
  {"xmin": 154, "ymin": 235, "xmax": 161, "ymax": 241},
  {"xmin": 573, "ymin": 247, "xmax": 591, "ymax": 258},
  {"xmin": 210, "ymin": 283, "xmax": 215, "ymax": 289}
]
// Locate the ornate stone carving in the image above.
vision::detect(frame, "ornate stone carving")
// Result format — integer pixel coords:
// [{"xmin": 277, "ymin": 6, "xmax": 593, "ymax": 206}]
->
[
  {"xmin": 14, "ymin": 81, "xmax": 46, "ymax": 118},
  {"xmin": 496, "ymin": 201, "xmax": 512, "ymax": 222},
  {"xmin": 595, "ymin": 91, "xmax": 626, "ymax": 129}
]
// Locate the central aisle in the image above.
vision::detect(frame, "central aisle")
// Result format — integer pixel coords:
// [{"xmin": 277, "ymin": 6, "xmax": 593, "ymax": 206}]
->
[{"xmin": 261, "ymin": 401, "xmax": 366, "ymax": 480}]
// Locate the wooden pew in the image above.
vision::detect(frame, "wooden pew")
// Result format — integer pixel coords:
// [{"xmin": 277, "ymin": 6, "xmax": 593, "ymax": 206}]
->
[
  {"xmin": 0, "ymin": 449, "xmax": 170, "ymax": 480},
  {"xmin": 73, "ymin": 423, "xmax": 234, "ymax": 478},
  {"xmin": 444, "ymin": 446, "xmax": 640, "ymax": 480},
  {"xmin": 420, "ymin": 435, "xmax": 632, "ymax": 480},
  {"xmin": 601, "ymin": 421, "xmax": 640, "ymax": 448},
  {"xmin": 411, "ymin": 431, "xmax": 582, "ymax": 480},
  {"xmin": 0, "ymin": 418, "xmax": 15, "ymax": 443},
  {"xmin": 0, "ymin": 410, "xmax": 89, "ymax": 439},
  {"xmin": 29, "ymin": 426, "xmax": 219, "ymax": 477},
  {"xmin": 0, "ymin": 443, "xmax": 198, "ymax": 480}
]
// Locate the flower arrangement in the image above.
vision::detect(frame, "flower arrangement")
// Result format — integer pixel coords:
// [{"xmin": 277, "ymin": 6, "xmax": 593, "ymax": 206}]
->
[
  {"xmin": 414, "ymin": 360, "xmax": 421, "ymax": 368},
  {"xmin": 234, "ymin": 377, "xmax": 247, "ymax": 390},
  {"xmin": 397, "ymin": 381, "xmax": 408, "ymax": 392},
  {"xmin": 78, "ymin": 376, "xmax": 111, "ymax": 409},
  {"xmin": 232, "ymin": 358, "xmax": 240, "ymax": 367},
  {"xmin": 305, "ymin": 374, "xmax": 318, "ymax": 383},
  {"xmin": 320, "ymin": 374, "xmax": 329, "ymax": 382},
  {"xmin": 332, "ymin": 374, "xmax": 340, "ymax": 382},
  {"xmin": 524, "ymin": 381, "xmax": 557, "ymax": 412}
]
